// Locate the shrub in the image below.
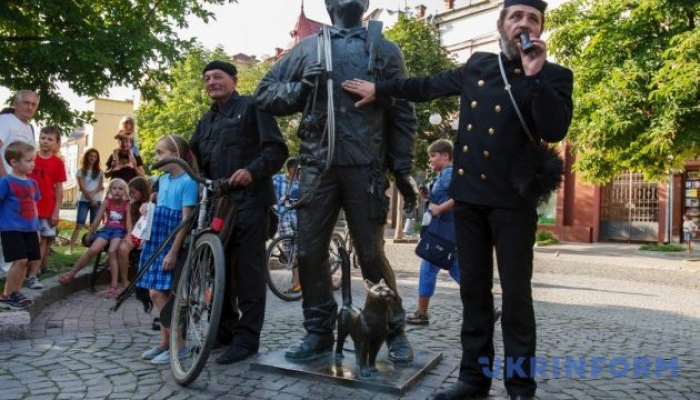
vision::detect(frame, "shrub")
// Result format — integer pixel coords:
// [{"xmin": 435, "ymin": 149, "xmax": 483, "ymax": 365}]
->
[
  {"xmin": 535, "ymin": 230, "xmax": 559, "ymax": 246},
  {"xmin": 639, "ymin": 243, "xmax": 684, "ymax": 252}
]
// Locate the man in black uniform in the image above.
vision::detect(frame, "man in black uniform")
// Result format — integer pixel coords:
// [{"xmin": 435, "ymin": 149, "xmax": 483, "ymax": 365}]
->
[
  {"xmin": 254, "ymin": 0, "xmax": 418, "ymax": 363},
  {"xmin": 342, "ymin": 1, "xmax": 573, "ymax": 398},
  {"xmin": 190, "ymin": 60, "xmax": 288, "ymax": 364}
]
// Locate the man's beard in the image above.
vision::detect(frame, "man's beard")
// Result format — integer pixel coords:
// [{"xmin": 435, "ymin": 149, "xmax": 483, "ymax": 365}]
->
[{"xmin": 499, "ymin": 29, "xmax": 520, "ymax": 60}]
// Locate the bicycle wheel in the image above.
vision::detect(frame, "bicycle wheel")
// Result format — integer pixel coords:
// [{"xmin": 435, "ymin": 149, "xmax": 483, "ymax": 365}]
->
[
  {"xmin": 170, "ymin": 233, "xmax": 226, "ymax": 386},
  {"xmin": 329, "ymin": 232, "xmax": 344, "ymax": 290},
  {"xmin": 266, "ymin": 235, "xmax": 302, "ymax": 301}
]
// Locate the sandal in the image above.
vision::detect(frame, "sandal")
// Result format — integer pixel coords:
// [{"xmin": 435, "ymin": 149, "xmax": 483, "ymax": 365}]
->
[
  {"xmin": 106, "ymin": 286, "xmax": 118, "ymax": 299},
  {"xmin": 284, "ymin": 285, "xmax": 301, "ymax": 294},
  {"xmin": 58, "ymin": 273, "xmax": 75, "ymax": 285},
  {"xmin": 406, "ymin": 311, "xmax": 430, "ymax": 326}
]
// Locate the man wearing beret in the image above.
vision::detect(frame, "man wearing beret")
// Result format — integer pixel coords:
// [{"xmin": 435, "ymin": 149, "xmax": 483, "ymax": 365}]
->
[
  {"xmin": 190, "ymin": 60, "xmax": 288, "ymax": 364},
  {"xmin": 342, "ymin": 0, "xmax": 573, "ymax": 398},
  {"xmin": 254, "ymin": 0, "xmax": 419, "ymax": 363}
]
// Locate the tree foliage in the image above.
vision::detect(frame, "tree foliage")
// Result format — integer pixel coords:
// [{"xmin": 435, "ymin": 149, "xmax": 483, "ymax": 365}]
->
[
  {"xmin": 136, "ymin": 46, "xmax": 299, "ymax": 167},
  {"xmin": 384, "ymin": 15, "xmax": 459, "ymax": 172},
  {"xmin": 548, "ymin": 0, "xmax": 699, "ymax": 184},
  {"xmin": 0, "ymin": 0, "xmax": 237, "ymax": 130}
]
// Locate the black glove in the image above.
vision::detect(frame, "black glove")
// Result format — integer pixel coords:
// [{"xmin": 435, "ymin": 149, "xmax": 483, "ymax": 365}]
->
[
  {"xmin": 395, "ymin": 174, "xmax": 418, "ymax": 214},
  {"xmin": 301, "ymin": 61, "xmax": 323, "ymax": 88}
]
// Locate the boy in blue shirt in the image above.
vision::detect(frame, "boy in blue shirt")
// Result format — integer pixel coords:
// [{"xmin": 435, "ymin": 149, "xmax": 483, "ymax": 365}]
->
[{"xmin": 0, "ymin": 141, "xmax": 41, "ymax": 310}]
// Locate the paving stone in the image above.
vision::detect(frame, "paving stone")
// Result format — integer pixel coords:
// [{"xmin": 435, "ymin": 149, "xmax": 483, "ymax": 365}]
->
[{"xmin": 1, "ymin": 243, "xmax": 698, "ymax": 399}]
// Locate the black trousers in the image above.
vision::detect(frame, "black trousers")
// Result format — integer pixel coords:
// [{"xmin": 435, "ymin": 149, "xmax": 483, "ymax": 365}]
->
[
  {"xmin": 296, "ymin": 165, "xmax": 406, "ymax": 337},
  {"xmin": 454, "ymin": 202, "xmax": 537, "ymax": 397},
  {"xmin": 219, "ymin": 207, "xmax": 268, "ymax": 351}
]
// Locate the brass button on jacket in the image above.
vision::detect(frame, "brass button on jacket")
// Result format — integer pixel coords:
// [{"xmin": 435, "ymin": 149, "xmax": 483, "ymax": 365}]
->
[
  {"xmin": 515, "ymin": 68, "xmax": 522, "ymax": 75},
  {"xmin": 488, "ymin": 128, "xmax": 495, "ymax": 135},
  {"xmin": 471, "ymin": 101, "xmax": 478, "ymax": 108},
  {"xmin": 467, "ymin": 124, "xmax": 473, "ymax": 131},
  {"xmin": 478, "ymin": 80, "xmax": 485, "ymax": 87},
  {"xmin": 462, "ymin": 145, "xmax": 468, "ymax": 153},
  {"xmin": 483, "ymin": 150, "xmax": 490, "ymax": 158},
  {"xmin": 494, "ymin": 105, "xmax": 502, "ymax": 113},
  {"xmin": 458, "ymin": 168, "xmax": 465, "ymax": 176},
  {"xmin": 480, "ymin": 173, "xmax": 487, "ymax": 180}
]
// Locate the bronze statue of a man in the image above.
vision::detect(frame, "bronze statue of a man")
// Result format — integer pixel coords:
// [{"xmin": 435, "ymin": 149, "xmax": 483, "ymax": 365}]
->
[{"xmin": 255, "ymin": 0, "xmax": 418, "ymax": 363}]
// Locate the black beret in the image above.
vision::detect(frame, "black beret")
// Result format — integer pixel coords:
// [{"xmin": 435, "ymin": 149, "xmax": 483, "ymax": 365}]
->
[
  {"xmin": 503, "ymin": 0, "xmax": 547, "ymax": 13},
  {"xmin": 202, "ymin": 60, "xmax": 237, "ymax": 77}
]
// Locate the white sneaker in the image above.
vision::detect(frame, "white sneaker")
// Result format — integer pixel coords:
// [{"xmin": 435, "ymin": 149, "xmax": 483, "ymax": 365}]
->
[
  {"xmin": 151, "ymin": 349, "xmax": 171, "ymax": 365},
  {"xmin": 27, "ymin": 276, "xmax": 44, "ymax": 290},
  {"xmin": 150, "ymin": 347, "xmax": 189, "ymax": 365},
  {"xmin": 141, "ymin": 346, "xmax": 166, "ymax": 360}
]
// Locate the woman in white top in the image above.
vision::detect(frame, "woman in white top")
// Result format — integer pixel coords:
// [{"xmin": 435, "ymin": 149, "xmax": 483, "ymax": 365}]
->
[{"xmin": 69, "ymin": 148, "xmax": 104, "ymax": 253}]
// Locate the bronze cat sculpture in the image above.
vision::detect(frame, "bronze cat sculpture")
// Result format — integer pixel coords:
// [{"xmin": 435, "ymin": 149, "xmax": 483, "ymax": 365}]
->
[{"xmin": 335, "ymin": 246, "xmax": 395, "ymax": 377}]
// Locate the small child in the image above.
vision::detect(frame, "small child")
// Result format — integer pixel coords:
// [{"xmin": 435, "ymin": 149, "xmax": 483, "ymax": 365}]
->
[
  {"xmin": 683, "ymin": 214, "xmax": 697, "ymax": 252},
  {"xmin": 0, "ymin": 142, "xmax": 41, "ymax": 310},
  {"xmin": 69, "ymin": 148, "xmax": 104, "ymax": 254},
  {"xmin": 116, "ymin": 177, "xmax": 151, "ymax": 289},
  {"xmin": 59, "ymin": 179, "xmax": 130, "ymax": 299},
  {"xmin": 407, "ymin": 139, "xmax": 460, "ymax": 325},
  {"xmin": 116, "ymin": 116, "xmax": 139, "ymax": 157},
  {"xmin": 138, "ymin": 135, "xmax": 198, "ymax": 365},
  {"xmin": 27, "ymin": 126, "xmax": 67, "ymax": 290}
]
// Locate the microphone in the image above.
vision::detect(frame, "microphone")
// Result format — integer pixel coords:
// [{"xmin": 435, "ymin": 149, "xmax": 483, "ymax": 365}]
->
[{"xmin": 520, "ymin": 31, "xmax": 535, "ymax": 54}]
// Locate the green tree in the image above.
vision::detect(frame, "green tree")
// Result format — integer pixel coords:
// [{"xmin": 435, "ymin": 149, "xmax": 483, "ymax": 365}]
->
[
  {"xmin": 0, "ymin": 0, "xmax": 237, "ymax": 129},
  {"xmin": 549, "ymin": 0, "xmax": 699, "ymax": 184},
  {"xmin": 137, "ymin": 46, "xmax": 299, "ymax": 167},
  {"xmin": 384, "ymin": 15, "xmax": 459, "ymax": 172}
]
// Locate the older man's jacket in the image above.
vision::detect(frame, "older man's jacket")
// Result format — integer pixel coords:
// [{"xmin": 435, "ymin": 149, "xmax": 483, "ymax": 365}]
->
[{"xmin": 190, "ymin": 93, "xmax": 288, "ymax": 210}]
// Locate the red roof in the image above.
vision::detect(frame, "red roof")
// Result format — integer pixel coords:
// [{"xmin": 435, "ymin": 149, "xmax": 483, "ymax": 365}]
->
[{"xmin": 287, "ymin": 2, "xmax": 324, "ymax": 49}]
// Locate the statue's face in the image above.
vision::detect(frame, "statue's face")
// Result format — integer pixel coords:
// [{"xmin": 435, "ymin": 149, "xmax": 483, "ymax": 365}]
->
[{"xmin": 326, "ymin": 0, "xmax": 369, "ymax": 20}]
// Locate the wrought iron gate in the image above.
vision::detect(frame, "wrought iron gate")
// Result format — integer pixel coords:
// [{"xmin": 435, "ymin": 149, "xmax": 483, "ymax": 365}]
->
[{"xmin": 600, "ymin": 172, "xmax": 659, "ymax": 242}]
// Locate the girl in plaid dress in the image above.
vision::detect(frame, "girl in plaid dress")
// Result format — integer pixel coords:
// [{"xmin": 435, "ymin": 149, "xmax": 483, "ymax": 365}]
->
[{"xmin": 138, "ymin": 135, "xmax": 199, "ymax": 365}]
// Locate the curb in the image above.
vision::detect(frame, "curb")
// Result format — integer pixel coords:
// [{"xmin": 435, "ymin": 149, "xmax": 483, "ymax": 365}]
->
[{"xmin": 0, "ymin": 268, "xmax": 109, "ymax": 341}]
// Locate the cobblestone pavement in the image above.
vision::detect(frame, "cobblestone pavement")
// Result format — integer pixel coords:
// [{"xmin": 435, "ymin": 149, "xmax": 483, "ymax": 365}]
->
[{"xmin": 1, "ymin": 242, "xmax": 699, "ymax": 399}]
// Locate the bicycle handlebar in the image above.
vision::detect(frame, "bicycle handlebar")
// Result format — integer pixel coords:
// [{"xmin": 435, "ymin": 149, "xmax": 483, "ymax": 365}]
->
[{"xmin": 151, "ymin": 157, "xmax": 231, "ymax": 191}]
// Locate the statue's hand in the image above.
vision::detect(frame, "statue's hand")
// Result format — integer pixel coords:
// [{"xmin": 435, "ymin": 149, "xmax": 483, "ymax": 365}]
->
[
  {"xmin": 395, "ymin": 174, "xmax": 418, "ymax": 214},
  {"xmin": 302, "ymin": 62, "xmax": 323, "ymax": 87}
]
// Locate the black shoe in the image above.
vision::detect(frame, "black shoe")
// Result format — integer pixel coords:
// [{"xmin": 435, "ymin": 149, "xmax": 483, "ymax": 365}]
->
[
  {"xmin": 284, "ymin": 333, "xmax": 334, "ymax": 361},
  {"xmin": 387, "ymin": 333, "xmax": 413, "ymax": 363},
  {"xmin": 433, "ymin": 380, "xmax": 489, "ymax": 400},
  {"xmin": 510, "ymin": 396, "xmax": 534, "ymax": 400},
  {"xmin": 215, "ymin": 345, "xmax": 257, "ymax": 365},
  {"xmin": 213, "ymin": 330, "xmax": 233, "ymax": 349}
]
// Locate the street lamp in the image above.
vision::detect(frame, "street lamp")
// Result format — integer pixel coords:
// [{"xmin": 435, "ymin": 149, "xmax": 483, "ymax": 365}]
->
[{"xmin": 429, "ymin": 113, "xmax": 442, "ymax": 126}]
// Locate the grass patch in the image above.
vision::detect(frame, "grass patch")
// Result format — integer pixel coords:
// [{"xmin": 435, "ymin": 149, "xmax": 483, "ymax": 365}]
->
[{"xmin": 639, "ymin": 243, "xmax": 684, "ymax": 252}]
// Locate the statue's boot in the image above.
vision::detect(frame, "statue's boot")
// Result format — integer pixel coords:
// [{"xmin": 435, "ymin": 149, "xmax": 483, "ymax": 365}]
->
[
  {"xmin": 387, "ymin": 332, "xmax": 413, "ymax": 363},
  {"xmin": 285, "ymin": 333, "xmax": 335, "ymax": 361}
]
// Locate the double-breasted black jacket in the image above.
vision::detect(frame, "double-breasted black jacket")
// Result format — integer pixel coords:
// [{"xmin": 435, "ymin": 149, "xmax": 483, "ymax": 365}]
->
[
  {"xmin": 377, "ymin": 52, "xmax": 573, "ymax": 209},
  {"xmin": 190, "ymin": 93, "xmax": 288, "ymax": 210}
]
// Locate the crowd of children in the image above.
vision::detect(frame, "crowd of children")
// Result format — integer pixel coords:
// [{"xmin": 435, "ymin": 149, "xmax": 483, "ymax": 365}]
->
[{"xmin": 0, "ymin": 107, "xmax": 207, "ymax": 365}]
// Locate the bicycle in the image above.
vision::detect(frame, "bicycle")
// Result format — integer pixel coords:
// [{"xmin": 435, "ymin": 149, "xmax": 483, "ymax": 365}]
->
[
  {"xmin": 111, "ymin": 157, "xmax": 231, "ymax": 386},
  {"xmin": 265, "ymin": 205, "xmax": 344, "ymax": 302}
]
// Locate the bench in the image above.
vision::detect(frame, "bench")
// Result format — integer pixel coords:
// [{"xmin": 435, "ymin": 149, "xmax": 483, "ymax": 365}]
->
[{"xmin": 89, "ymin": 248, "xmax": 141, "ymax": 292}]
